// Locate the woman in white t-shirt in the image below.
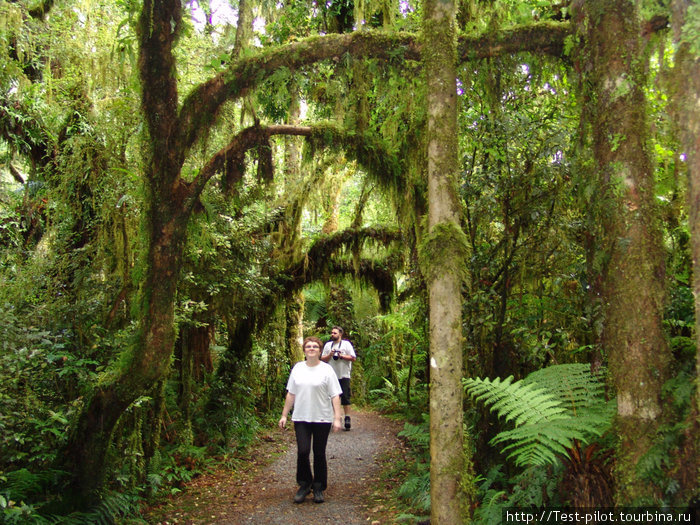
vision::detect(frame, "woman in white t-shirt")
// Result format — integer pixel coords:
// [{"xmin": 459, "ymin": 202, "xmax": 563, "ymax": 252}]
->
[{"xmin": 278, "ymin": 336, "xmax": 343, "ymax": 504}]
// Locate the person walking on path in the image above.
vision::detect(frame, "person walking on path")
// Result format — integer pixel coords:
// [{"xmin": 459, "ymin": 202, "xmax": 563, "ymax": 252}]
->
[
  {"xmin": 279, "ymin": 336, "xmax": 343, "ymax": 504},
  {"xmin": 321, "ymin": 326, "xmax": 356, "ymax": 431}
]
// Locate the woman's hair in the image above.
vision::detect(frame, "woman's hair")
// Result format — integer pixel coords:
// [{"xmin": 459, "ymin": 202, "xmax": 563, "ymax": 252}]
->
[{"xmin": 302, "ymin": 336, "xmax": 323, "ymax": 350}]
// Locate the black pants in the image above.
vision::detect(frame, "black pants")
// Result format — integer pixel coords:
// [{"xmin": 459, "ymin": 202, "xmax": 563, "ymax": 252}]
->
[
  {"xmin": 339, "ymin": 377, "xmax": 351, "ymax": 405},
  {"xmin": 294, "ymin": 421, "xmax": 332, "ymax": 490}
]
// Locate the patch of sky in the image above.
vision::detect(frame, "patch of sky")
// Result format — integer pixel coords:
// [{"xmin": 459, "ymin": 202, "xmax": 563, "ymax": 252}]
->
[{"xmin": 190, "ymin": 0, "xmax": 238, "ymax": 32}]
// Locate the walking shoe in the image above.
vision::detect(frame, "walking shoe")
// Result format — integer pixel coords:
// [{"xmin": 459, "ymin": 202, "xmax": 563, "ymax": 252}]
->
[
  {"xmin": 313, "ymin": 487, "xmax": 325, "ymax": 503},
  {"xmin": 294, "ymin": 485, "xmax": 311, "ymax": 503},
  {"xmin": 344, "ymin": 415, "xmax": 351, "ymax": 430}
]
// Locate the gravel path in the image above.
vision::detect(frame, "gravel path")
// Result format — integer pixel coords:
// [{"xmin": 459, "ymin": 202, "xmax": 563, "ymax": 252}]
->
[
  {"xmin": 228, "ymin": 410, "xmax": 398, "ymax": 524},
  {"xmin": 147, "ymin": 409, "xmax": 405, "ymax": 525}
]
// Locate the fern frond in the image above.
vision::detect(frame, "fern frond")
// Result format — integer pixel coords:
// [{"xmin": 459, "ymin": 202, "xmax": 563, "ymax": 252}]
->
[
  {"xmin": 464, "ymin": 376, "xmax": 567, "ymax": 425},
  {"xmin": 465, "ymin": 375, "xmax": 514, "ymax": 403},
  {"xmin": 0, "ymin": 469, "xmax": 65, "ymax": 500},
  {"xmin": 501, "ymin": 440, "xmax": 563, "ymax": 467},
  {"xmin": 465, "ymin": 364, "xmax": 615, "ymax": 468},
  {"xmin": 524, "ymin": 363, "xmax": 607, "ymax": 414}
]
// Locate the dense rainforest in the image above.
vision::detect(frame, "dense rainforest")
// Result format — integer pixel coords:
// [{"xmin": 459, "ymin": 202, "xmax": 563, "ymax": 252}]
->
[{"xmin": 0, "ymin": 0, "xmax": 698, "ymax": 522}]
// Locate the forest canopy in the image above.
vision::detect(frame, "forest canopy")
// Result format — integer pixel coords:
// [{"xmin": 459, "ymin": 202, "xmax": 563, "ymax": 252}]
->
[{"xmin": 0, "ymin": 0, "xmax": 698, "ymax": 523}]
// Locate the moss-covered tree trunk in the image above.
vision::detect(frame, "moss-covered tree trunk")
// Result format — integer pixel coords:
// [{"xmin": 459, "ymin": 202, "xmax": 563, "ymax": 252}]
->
[
  {"xmin": 322, "ymin": 185, "xmax": 343, "ymax": 234},
  {"xmin": 422, "ymin": 0, "xmax": 470, "ymax": 521},
  {"xmin": 283, "ymin": 87, "xmax": 305, "ymax": 365},
  {"xmin": 63, "ymin": 0, "xmax": 193, "ymax": 502},
  {"xmin": 574, "ymin": 0, "xmax": 670, "ymax": 504},
  {"xmin": 285, "ymin": 296, "xmax": 305, "ymax": 365},
  {"xmin": 670, "ymin": 0, "xmax": 700, "ymax": 503},
  {"xmin": 65, "ymin": 189, "xmax": 191, "ymax": 502}
]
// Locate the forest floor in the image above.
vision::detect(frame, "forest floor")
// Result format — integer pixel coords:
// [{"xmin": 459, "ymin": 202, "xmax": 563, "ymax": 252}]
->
[{"xmin": 143, "ymin": 409, "xmax": 411, "ymax": 525}]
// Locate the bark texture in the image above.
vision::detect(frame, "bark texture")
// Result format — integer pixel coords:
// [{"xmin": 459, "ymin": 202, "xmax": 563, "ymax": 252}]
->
[
  {"xmin": 671, "ymin": 0, "xmax": 700, "ymax": 503},
  {"xmin": 422, "ymin": 0, "xmax": 470, "ymax": 521},
  {"xmin": 283, "ymin": 88, "xmax": 305, "ymax": 366},
  {"xmin": 573, "ymin": 0, "xmax": 670, "ymax": 504}
]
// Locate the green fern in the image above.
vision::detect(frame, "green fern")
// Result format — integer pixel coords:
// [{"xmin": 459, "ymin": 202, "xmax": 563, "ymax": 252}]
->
[
  {"xmin": 0, "ymin": 469, "xmax": 65, "ymax": 502},
  {"xmin": 0, "ymin": 470, "xmax": 137, "ymax": 525},
  {"xmin": 464, "ymin": 364, "xmax": 615, "ymax": 467}
]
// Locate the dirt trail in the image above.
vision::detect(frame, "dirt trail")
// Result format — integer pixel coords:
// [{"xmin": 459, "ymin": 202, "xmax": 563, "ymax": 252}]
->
[{"xmin": 147, "ymin": 409, "xmax": 405, "ymax": 525}]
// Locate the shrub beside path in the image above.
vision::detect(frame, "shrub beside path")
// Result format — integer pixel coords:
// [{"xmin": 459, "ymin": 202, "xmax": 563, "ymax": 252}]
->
[{"xmin": 146, "ymin": 409, "xmax": 406, "ymax": 525}]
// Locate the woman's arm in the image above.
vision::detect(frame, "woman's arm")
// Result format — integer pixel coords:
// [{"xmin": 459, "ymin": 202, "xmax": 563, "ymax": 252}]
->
[
  {"xmin": 278, "ymin": 392, "xmax": 295, "ymax": 429},
  {"xmin": 331, "ymin": 395, "xmax": 342, "ymax": 432}
]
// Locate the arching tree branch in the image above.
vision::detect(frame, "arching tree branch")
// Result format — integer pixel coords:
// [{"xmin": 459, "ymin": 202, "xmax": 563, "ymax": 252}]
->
[
  {"xmin": 176, "ymin": 31, "xmax": 419, "ymax": 152},
  {"xmin": 177, "ymin": 23, "xmax": 578, "ymax": 152},
  {"xmin": 192, "ymin": 124, "xmax": 313, "ymax": 199},
  {"xmin": 458, "ymin": 21, "xmax": 572, "ymax": 60},
  {"xmin": 189, "ymin": 122, "xmax": 406, "ymax": 211},
  {"xmin": 282, "ymin": 226, "xmax": 403, "ymax": 294}
]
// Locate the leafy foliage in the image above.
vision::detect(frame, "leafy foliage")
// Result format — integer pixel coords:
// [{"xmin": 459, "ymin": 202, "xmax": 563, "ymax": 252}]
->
[
  {"xmin": 472, "ymin": 463, "xmax": 565, "ymax": 524},
  {"xmin": 680, "ymin": 3, "xmax": 700, "ymax": 56},
  {"xmin": 394, "ymin": 416, "xmax": 431, "ymax": 521},
  {"xmin": 0, "ymin": 469, "xmax": 139, "ymax": 524},
  {"xmin": 465, "ymin": 364, "xmax": 615, "ymax": 467}
]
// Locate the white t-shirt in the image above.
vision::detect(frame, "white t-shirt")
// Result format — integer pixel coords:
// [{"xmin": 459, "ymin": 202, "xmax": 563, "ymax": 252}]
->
[
  {"xmin": 286, "ymin": 361, "xmax": 343, "ymax": 423},
  {"xmin": 322, "ymin": 339, "xmax": 356, "ymax": 379}
]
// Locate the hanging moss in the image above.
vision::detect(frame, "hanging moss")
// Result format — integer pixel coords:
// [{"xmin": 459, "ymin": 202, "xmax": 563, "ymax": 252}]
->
[
  {"xmin": 222, "ymin": 154, "xmax": 246, "ymax": 197},
  {"xmin": 306, "ymin": 122, "xmax": 406, "ymax": 200},
  {"xmin": 276, "ymin": 227, "xmax": 402, "ymax": 310}
]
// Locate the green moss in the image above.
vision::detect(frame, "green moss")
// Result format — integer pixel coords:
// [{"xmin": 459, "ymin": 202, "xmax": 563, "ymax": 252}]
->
[
  {"xmin": 306, "ymin": 123, "xmax": 405, "ymax": 196},
  {"xmin": 418, "ymin": 221, "xmax": 470, "ymax": 284},
  {"xmin": 460, "ymin": 431, "xmax": 477, "ymax": 522}
]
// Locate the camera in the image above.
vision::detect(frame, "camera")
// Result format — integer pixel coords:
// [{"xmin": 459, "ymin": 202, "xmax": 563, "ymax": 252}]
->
[{"xmin": 332, "ymin": 350, "xmax": 340, "ymax": 360}]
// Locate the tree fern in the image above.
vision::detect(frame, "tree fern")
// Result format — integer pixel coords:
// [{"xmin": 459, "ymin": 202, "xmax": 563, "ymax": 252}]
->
[{"xmin": 464, "ymin": 364, "xmax": 615, "ymax": 467}]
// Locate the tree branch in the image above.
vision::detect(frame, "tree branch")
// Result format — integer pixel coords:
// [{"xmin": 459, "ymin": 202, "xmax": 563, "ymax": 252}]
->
[
  {"xmin": 191, "ymin": 124, "xmax": 313, "ymax": 200},
  {"xmin": 190, "ymin": 122, "xmax": 406, "ymax": 211},
  {"xmin": 177, "ymin": 23, "xmax": 577, "ymax": 153},
  {"xmin": 9, "ymin": 164, "xmax": 25, "ymax": 184},
  {"xmin": 458, "ymin": 21, "xmax": 572, "ymax": 61},
  {"xmin": 280, "ymin": 226, "xmax": 403, "ymax": 305},
  {"xmin": 177, "ymin": 31, "xmax": 419, "ymax": 153}
]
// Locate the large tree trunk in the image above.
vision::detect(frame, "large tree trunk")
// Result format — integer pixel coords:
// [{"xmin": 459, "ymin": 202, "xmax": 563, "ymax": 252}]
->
[
  {"xmin": 422, "ymin": 0, "xmax": 471, "ymax": 521},
  {"xmin": 63, "ymin": 0, "xmax": 192, "ymax": 502},
  {"xmin": 573, "ymin": 0, "xmax": 670, "ymax": 504},
  {"xmin": 670, "ymin": 0, "xmax": 700, "ymax": 503},
  {"xmin": 65, "ymin": 203, "xmax": 190, "ymax": 501},
  {"xmin": 283, "ymin": 87, "xmax": 305, "ymax": 365}
]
